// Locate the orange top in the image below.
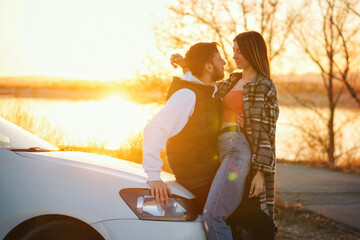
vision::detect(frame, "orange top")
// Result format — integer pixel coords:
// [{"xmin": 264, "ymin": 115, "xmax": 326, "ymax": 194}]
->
[{"xmin": 221, "ymin": 90, "xmax": 244, "ymax": 123}]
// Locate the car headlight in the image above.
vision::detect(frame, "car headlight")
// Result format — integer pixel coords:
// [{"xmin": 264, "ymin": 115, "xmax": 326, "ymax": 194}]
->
[{"xmin": 120, "ymin": 188, "xmax": 201, "ymax": 221}]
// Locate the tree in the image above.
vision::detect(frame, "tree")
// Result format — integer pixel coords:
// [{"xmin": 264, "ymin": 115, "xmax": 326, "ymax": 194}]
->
[
  {"xmin": 153, "ymin": 0, "xmax": 299, "ymax": 74},
  {"xmin": 292, "ymin": 0, "xmax": 360, "ymax": 164},
  {"xmin": 341, "ymin": 0, "xmax": 360, "ymax": 17}
]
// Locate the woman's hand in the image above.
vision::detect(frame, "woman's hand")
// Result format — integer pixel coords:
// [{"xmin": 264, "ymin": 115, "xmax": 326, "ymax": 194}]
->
[
  {"xmin": 249, "ymin": 171, "xmax": 264, "ymax": 198},
  {"xmin": 170, "ymin": 53, "xmax": 185, "ymax": 69},
  {"xmin": 236, "ymin": 114, "xmax": 245, "ymax": 128}
]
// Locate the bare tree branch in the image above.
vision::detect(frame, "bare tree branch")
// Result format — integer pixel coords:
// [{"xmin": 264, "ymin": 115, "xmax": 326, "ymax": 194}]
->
[
  {"xmin": 241, "ymin": 0, "xmax": 250, "ymax": 31},
  {"xmin": 221, "ymin": 2, "xmax": 237, "ymax": 35},
  {"xmin": 341, "ymin": 0, "xmax": 360, "ymax": 17},
  {"xmin": 333, "ymin": 18, "xmax": 360, "ymax": 106}
]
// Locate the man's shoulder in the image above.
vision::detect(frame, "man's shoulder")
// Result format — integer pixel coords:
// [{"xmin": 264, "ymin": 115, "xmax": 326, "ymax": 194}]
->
[
  {"xmin": 171, "ymin": 77, "xmax": 207, "ymax": 89},
  {"xmin": 167, "ymin": 77, "xmax": 197, "ymax": 100},
  {"xmin": 168, "ymin": 88, "xmax": 196, "ymax": 101}
]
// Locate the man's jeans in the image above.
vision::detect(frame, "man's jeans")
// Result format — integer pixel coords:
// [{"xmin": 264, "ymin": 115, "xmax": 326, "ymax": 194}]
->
[{"xmin": 203, "ymin": 131, "xmax": 251, "ymax": 240}]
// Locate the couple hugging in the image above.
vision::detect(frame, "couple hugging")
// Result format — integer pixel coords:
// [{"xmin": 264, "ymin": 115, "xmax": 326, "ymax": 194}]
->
[{"xmin": 142, "ymin": 31, "xmax": 279, "ymax": 240}]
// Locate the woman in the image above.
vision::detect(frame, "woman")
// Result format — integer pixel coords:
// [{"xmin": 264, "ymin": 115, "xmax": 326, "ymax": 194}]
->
[{"xmin": 172, "ymin": 31, "xmax": 279, "ymax": 240}]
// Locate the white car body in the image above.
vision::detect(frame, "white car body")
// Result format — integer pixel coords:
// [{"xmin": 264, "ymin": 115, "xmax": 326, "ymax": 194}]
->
[{"xmin": 0, "ymin": 117, "xmax": 206, "ymax": 239}]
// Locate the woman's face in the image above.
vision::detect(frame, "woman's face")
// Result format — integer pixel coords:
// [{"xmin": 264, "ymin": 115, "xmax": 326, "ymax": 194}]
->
[{"xmin": 233, "ymin": 41, "xmax": 251, "ymax": 70}]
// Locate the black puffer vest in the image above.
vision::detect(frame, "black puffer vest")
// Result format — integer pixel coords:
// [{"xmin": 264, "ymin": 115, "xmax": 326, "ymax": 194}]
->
[{"xmin": 166, "ymin": 77, "xmax": 221, "ymax": 191}]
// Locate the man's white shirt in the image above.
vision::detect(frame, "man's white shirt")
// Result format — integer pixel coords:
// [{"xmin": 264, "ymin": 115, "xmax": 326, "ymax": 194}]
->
[{"xmin": 142, "ymin": 72, "xmax": 216, "ymax": 181}]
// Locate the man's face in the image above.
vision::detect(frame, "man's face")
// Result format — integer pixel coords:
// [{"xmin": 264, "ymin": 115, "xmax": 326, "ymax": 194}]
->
[{"xmin": 211, "ymin": 51, "xmax": 226, "ymax": 82}]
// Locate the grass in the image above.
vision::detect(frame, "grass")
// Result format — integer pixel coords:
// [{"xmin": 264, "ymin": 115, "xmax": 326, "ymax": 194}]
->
[{"xmin": 59, "ymin": 135, "xmax": 172, "ymax": 173}]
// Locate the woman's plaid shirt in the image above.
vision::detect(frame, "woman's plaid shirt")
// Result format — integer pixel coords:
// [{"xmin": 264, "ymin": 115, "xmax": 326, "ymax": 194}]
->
[{"xmin": 215, "ymin": 72, "xmax": 280, "ymax": 218}]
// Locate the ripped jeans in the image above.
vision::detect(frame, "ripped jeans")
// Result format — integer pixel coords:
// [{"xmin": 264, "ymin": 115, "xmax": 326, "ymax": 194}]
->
[{"xmin": 203, "ymin": 131, "xmax": 251, "ymax": 240}]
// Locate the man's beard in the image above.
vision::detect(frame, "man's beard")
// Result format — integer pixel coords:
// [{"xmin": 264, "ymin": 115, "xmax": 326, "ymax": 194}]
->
[{"xmin": 211, "ymin": 65, "xmax": 224, "ymax": 82}]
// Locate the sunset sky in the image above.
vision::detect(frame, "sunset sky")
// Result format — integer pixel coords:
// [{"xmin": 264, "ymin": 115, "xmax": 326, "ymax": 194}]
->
[
  {"xmin": 0, "ymin": 0, "xmax": 174, "ymax": 80},
  {"xmin": 2, "ymin": 0, "xmax": 354, "ymax": 81}
]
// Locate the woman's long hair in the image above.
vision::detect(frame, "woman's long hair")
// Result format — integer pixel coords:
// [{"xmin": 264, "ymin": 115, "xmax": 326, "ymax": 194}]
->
[{"xmin": 233, "ymin": 31, "xmax": 271, "ymax": 79}]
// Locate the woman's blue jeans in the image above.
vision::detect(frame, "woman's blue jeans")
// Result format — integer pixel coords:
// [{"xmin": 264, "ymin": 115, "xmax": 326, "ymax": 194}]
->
[{"xmin": 203, "ymin": 131, "xmax": 251, "ymax": 240}]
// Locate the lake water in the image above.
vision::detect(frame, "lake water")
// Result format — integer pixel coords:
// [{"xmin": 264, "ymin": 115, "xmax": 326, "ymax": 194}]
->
[
  {"xmin": 0, "ymin": 96, "xmax": 160, "ymax": 150},
  {"xmin": 1, "ymin": 96, "xmax": 359, "ymax": 164}
]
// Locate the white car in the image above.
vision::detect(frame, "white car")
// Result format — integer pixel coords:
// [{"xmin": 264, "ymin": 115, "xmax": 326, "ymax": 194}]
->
[{"xmin": 0, "ymin": 117, "xmax": 206, "ymax": 240}]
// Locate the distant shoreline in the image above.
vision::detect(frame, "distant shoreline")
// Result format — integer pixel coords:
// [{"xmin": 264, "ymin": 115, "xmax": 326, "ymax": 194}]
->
[
  {"xmin": 1, "ymin": 73, "xmax": 359, "ymax": 107},
  {"xmin": 0, "ymin": 87, "xmax": 113, "ymax": 100},
  {"xmin": 277, "ymin": 159, "xmax": 360, "ymax": 176},
  {"xmin": 1, "ymin": 86, "xmax": 357, "ymax": 109}
]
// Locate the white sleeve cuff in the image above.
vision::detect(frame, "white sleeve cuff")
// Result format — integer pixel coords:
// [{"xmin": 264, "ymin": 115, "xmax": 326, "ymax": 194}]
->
[{"xmin": 146, "ymin": 171, "xmax": 162, "ymax": 182}]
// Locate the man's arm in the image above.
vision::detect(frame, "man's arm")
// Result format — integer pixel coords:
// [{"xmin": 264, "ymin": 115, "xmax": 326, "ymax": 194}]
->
[{"xmin": 142, "ymin": 89, "xmax": 196, "ymax": 205}]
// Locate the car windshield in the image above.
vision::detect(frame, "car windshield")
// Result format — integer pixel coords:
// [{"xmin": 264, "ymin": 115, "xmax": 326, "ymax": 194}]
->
[{"xmin": 0, "ymin": 117, "xmax": 58, "ymax": 151}]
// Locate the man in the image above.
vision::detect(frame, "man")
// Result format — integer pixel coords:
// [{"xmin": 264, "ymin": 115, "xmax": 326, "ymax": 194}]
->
[
  {"xmin": 142, "ymin": 42, "xmax": 276, "ymax": 240},
  {"xmin": 142, "ymin": 42, "xmax": 226, "ymax": 207}
]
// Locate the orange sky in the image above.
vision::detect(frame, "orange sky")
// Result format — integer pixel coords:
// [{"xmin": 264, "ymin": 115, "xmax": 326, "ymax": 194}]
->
[
  {"xmin": 0, "ymin": 0, "xmax": 174, "ymax": 81},
  {"xmin": 1, "ymin": 0, "xmax": 349, "ymax": 81}
]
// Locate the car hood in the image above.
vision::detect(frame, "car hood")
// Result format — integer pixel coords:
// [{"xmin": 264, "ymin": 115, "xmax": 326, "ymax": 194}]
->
[
  {"xmin": 14, "ymin": 151, "xmax": 194, "ymax": 199},
  {"xmin": 16, "ymin": 151, "xmax": 176, "ymax": 182}
]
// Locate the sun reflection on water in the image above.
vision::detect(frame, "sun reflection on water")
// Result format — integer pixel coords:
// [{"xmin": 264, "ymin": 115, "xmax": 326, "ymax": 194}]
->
[{"xmin": 0, "ymin": 96, "xmax": 162, "ymax": 150}]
